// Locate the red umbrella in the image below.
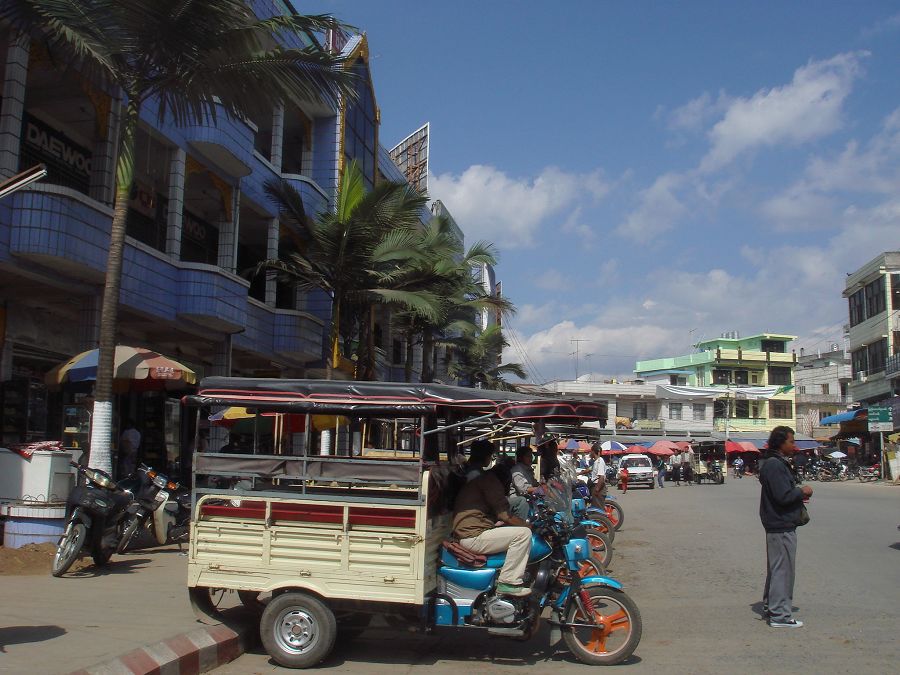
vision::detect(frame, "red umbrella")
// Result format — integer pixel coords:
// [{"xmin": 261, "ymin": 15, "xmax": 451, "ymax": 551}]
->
[
  {"xmin": 646, "ymin": 441, "xmax": 676, "ymax": 456},
  {"xmin": 725, "ymin": 440, "xmax": 760, "ymax": 454}
]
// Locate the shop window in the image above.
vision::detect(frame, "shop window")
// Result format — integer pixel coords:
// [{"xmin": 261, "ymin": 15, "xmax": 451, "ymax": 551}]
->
[
  {"xmin": 768, "ymin": 367, "xmax": 792, "ymax": 385},
  {"xmin": 633, "ymin": 402, "xmax": 648, "ymax": 420},
  {"xmin": 180, "ymin": 210, "xmax": 219, "ymax": 265},
  {"xmin": 19, "ymin": 111, "xmax": 93, "ymax": 196},
  {"xmin": 770, "ymin": 400, "xmax": 793, "ymax": 419},
  {"xmin": 126, "ymin": 182, "xmax": 169, "ymax": 252},
  {"xmin": 693, "ymin": 403, "xmax": 706, "ymax": 420},
  {"xmin": 669, "ymin": 402, "xmax": 682, "ymax": 420},
  {"xmin": 734, "ymin": 400, "xmax": 750, "ymax": 419}
]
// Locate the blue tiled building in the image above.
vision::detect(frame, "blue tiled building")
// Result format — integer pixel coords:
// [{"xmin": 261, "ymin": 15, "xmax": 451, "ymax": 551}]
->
[{"xmin": 0, "ymin": 4, "xmax": 430, "ymax": 448}]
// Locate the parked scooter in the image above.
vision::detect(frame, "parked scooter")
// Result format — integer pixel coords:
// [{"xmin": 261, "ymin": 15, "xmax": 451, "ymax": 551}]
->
[
  {"xmin": 52, "ymin": 461, "xmax": 133, "ymax": 576},
  {"xmin": 116, "ymin": 464, "xmax": 183, "ymax": 553},
  {"xmin": 858, "ymin": 464, "xmax": 880, "ymax": 482}
]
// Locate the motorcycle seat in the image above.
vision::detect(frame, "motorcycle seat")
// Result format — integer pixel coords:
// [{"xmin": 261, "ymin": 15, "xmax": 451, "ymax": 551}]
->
[{"xmin": 440, "ymin": 541, "xmax": 505, "ymax": 569}]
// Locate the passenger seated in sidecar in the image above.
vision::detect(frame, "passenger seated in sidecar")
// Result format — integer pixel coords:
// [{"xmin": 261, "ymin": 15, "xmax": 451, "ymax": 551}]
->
[{"xmin": 451, "ymin": 463, "xmax": 532, "ymax": 597}]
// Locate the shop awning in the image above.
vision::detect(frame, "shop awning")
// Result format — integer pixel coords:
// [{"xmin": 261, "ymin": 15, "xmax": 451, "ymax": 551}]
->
[{"xmin": 819, "ymin": 409, "xmax": 866, "ymax": 426}]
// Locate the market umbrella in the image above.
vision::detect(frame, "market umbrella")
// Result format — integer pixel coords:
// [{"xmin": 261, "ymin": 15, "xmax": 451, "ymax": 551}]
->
[
  {"xmin": 646, "ymin": 441, "xmax": 675, "ymax": 456},
  {"xmin": 565, "ymin": 438, "xmax": 581, "ymax": 451},
  {"xmin": 600, "ymin": 440, "xmax": 627, "ymax": 452},
  {"xmin": 828, "ymin": 450, "xmax": 848, "ymax": 459},
  {"xmin": 45, "ymin": 346, "xmax": 197, "ymax": 390},
  {"xmin": 725, "ymin": 440, "xmax": 760, "ymax": 454}
]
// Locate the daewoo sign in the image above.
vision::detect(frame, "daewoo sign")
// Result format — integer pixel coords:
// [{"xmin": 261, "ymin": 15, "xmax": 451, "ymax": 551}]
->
[{"xmin": 21, "ymin": 113, "xmax": 92, "ymax": 192}]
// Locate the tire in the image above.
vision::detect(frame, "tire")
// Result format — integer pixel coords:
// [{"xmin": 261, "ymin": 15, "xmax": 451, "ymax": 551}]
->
[
  {"xmin": 52, "ymin": 522, "xmax": 86, "ymax": 577},
  {"xmin": 260, "ymin": 592, "xmax": 337, "ymax": 669},
  {"xmin": 117, "ymin": 516, "xmax": 141, "ymax": 554},
  {"xmin": 557, "ymin": 557, "xmax": 606, "ymax": 586},
  {"xmin": 584, "ymin": 513, "xmax": 615, "ymax": 542},
  {"xmin": 585, "ymin": 529, "xmax": 613, "ymax": 569},
  {"xmin": 563, "ymin": 586, "xmax": 642, "ymax": 666},
  {"xmin": 604, "ymin": 500, "xmax": 624, "ymax": 531}
]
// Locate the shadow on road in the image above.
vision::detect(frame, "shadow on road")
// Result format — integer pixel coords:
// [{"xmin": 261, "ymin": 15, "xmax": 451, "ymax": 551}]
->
[
  {"xmin": 889, "ymin": 542, "xmax": 900, "ymax": 551},
  {"xmin": 64, "ymin": 557, "xmax": 154, "ymax": 578},
  {"xmin": 0, "ymin": 625, "xmax": 66, "ymax": 653}
]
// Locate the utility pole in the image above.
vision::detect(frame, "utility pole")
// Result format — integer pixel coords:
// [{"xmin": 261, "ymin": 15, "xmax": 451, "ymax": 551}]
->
[{"xmin": 570, "ymin": 338, "xmax": 589, "ymax": 381}]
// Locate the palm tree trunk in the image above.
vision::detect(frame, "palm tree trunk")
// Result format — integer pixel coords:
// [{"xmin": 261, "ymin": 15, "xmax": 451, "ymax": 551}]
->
[
  {"xmin": 404, "ymin": 331, "xmax": 414, "ymax": 383},
  {"xmin": 88, "ymin": 97, "xmax": 139, "ymax": 474},
  {"xmin": 354, "ymin": 314, "xmax": 366, "ymax": 380},
  {"xmin": 326, "ymin": 293, "xmax": 341, "ymax": 380},
  {"xmin": 421, "ymin": 327, "xmax": 434, "ymax": 383},
  {"xmin": 364, "ymin": 305, "xmax": 376, "ymax": 380}
]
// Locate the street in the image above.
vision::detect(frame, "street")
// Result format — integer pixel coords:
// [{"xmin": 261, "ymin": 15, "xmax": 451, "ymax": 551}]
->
[{"xmin": 215, "ymin": 478, "xmax": 900, "ymax": 674}]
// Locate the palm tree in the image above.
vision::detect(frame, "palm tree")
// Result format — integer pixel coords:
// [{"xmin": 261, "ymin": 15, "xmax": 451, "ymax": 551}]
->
[
  {"xmin": 2, "ymin": 1, "xmax": 357, "ymax": 472},
  {"xmin": 448, "ymin": 324, "xmax": 527, "ymax": 391},
  {"xmin": 259, "ymin": 160, "xmax": 440, "ymax": 379}
]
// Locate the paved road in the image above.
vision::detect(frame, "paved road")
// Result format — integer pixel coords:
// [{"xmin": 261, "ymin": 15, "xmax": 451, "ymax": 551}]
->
[{"xmin": 215, "ymin": 478, "xmax": 900, "ymax": 675}]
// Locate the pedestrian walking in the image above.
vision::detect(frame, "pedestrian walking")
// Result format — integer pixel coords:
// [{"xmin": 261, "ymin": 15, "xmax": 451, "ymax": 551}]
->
[
  {"xmin": 759, "ymin": 425, "xmax": 813, "ymax": 628},
  {"xmin": 656, "ymin": 456, "xmax": 667, "ymax": 488},
  {"xmin": 619, "ymin": 465, "xmax": 629, "ymax": 493}
]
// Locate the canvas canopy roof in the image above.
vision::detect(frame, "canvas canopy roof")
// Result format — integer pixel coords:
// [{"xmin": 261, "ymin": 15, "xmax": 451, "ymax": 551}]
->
[{"xmin": 185, "ymin": 377, "xmax": 605, "ymax": 423}]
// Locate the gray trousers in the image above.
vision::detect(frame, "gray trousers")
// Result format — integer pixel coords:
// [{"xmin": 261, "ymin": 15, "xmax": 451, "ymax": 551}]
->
[
  {"xmin": 509, "ymin": 495, "xmax": 530, "ymax": 521},
  {"xmin": 764, "ymin": 530, "xmax": 797, "ymax": 622}
]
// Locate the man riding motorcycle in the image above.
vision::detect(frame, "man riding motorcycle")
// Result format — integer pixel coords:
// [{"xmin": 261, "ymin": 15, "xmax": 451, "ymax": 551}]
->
[{"xmin": 452, "ymin": 463, "xmax": 533, "ymax": 597}]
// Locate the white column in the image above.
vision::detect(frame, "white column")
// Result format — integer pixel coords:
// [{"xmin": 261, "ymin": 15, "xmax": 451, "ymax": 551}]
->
[
  {"xmin": 165, "ymin": 147, "xmax": 186, "ymax": 258},
  {"xmin": 0, "ymin": 33, "xmax": 29, "ymax": 178},
  {"xmin": 270, "ymin": 103, "xmax": 284, "ymax": 173},
  {"xmin": 89, "ymin": 97, "xmax": 120, "ymax": 204},
  {"xmin": 217, "ymin": 188, "xmax": 240, "ymax": 273},
  {"xmin": 265, "ymin": 217, "xmax": 279, "ymax": 305}
]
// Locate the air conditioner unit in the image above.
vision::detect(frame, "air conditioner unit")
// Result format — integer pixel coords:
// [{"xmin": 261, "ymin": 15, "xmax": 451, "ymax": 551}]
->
[{"xmin": 855, "ymin": 370, "xmax": 867, "ymax": 382}]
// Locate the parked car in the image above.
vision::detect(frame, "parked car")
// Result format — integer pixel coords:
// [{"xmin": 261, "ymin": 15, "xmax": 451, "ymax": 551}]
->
[{"xmin": 618, "ymin": 454, "xmax": 656, "ymax": 489}]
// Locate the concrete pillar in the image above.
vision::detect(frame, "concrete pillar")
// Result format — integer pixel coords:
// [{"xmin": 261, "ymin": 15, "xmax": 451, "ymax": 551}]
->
[
  {"xmin": 89, "ymin": 97, "xmax": 120, "ymax": 205},
  {"xmin": 0, "ymin": 33, "xmax": 29, "ymax": 178},
  {"xmin": 270, "ymin": 103, "xmax": 284, "ymax": 173},
  {"xmin": 76, "ymin": 292, "xmax": 102, "ymax": 351},
  {"xmin": 264, "ymin": 217, "xmax": 279, "ymax": 305},
  {"xmin": 216, "ymin": 188, "xmax": 240, "ymax": 273},
  {"xmin": 165, "ymin": 147, "xmax": 186, "ymax": 258}
]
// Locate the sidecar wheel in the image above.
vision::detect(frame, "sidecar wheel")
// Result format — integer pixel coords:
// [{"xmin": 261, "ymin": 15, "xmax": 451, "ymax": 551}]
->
[
  {"xmin": 563, "ymin": 586, "xmax": 642, "ymax": 665},
  {"xmin": 261, "ymin": 592, "xmax": 336, "ymax": 669}
]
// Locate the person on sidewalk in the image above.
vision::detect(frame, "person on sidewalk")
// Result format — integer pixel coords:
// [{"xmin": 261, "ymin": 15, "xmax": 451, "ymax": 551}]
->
[
  {"xmin": 759, "ymin": 425, "xmax": 813, "ymax": 628},
  {"xmin": 119, "ymin": 419, "xmax": 141, "ymax": 478},
  {"xmin": 584, "ymin": 445, "xmax": 608, "ymax": 507},
  {"xmin": 453, "ymin": 463, "xmax": 533, "ymax": 597}
]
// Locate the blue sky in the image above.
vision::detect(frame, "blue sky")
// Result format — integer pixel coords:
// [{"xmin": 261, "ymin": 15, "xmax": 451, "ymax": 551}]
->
[{"xmin": 304, "ymin": 1, "xmax": 900, "ymax": 382}]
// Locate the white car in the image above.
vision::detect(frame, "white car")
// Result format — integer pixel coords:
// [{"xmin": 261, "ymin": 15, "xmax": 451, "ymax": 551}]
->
[{"xmin": 619, "ymin": 454, "xmax": 656, "ymax": 489}]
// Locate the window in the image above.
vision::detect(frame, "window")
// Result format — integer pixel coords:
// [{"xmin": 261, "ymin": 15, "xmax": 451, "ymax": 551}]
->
[
  {"xmin": 768, "ymin": 367, "xmax": 792, "ymax": 385},
  {"xmin": 868, "ymin": 338, "xmax": 887, "ymax": 373},
  {"xmin": 770, "ymin": 400, "xmax": 793, "ymax": 419},
  {"xmin": 696, "ymin": 371, "xmax": 705, "ymax": 386},
  {"xmin": 343, "ymin": 62, "xmax": 378, "ymax": 190},
  {"xmin": 693, "ymin": 403, "xmax": 706, "ymax": 420},
  {"xmin": 751, "ymin": 402, "xmax": 762, "ymax": 418},
  {"xmin": 892, "ymin": 273, "xmax": 900, "ymax": 310},
  {"xmin": 714, "ymin": 400, "xmax": 728, "ymax": 418},
  {"xmin": 713, "ymin": 369, "xmax": 731, "ymax": 385},
  {"xmin": 392, "ymin": 339, "xmax": 403, "ymax": 365},
  {"xmin": 761, "ymin": 340, "xmax": 786, "ymax": 353},
  {"xmin": 821, "ymin": 383, "xmax": 829, "ymax": 395},
  {"xmin": 798, "ymin": 385, "xmax": 806, "ymax": 394},
  {"xmin": 734, "ymin": 401, "xmax": 750, "ymax": 418},
  {"xmin": 734, "ymin": 369, "xmax": 749, "ymax": 385},
  {"xmin": 633, "ymin": 403, "xmax": 648, "ymax": 420},
  {"xmin": 751, "ymin": 373, "xmax": 760, "ymax": 384},
  {"xmin": 848, "ymin": 288, "xmax": 866, "ymax": 327},
  {"xmin": 669, "ymin": 402, "xmax": 683, "ymax": 420},
  {"xmin": 851, "ymin": 348, "xmax": 868, "ymax": 377},
  {"xmin": 669, "ymin": 374, "xmax": 686, "ymax": 385},
  {"xmin": 864, "ymin": 276, "xmax": 886, "ymax": 319}
]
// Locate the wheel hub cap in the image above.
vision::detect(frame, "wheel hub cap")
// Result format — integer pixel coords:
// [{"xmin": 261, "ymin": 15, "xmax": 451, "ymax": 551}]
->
[{"xmin": 277, "ymin": 610, "xmax": 316, "ymax": 653}]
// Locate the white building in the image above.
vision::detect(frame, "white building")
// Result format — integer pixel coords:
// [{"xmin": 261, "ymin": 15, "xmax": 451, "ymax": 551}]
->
[{"xmin": 793, "ymin": 348, "xmax": 852, "ymax": 437}]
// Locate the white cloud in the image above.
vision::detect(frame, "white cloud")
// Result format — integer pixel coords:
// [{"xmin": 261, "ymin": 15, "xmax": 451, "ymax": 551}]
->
[
  {"xmin": 700, "ymin": 52, "xmax": 867, "ymax": 172},
  {"xmin": 429, "ymin": 165, "xmax": 609, "ymax": 247},
  {"xmin": 860, "ymin": 12, "xmax": 900, "ymax": 39},
  {"xmin": 616, "ymin": 172, "xmax": 687, "ymax": 242},
  {"xmin": 664, "ymin": 90, "xmax": 731, "ymax": 133},
  {"xmin": 534, "ymin": 269, "xmax": 570, "ymax": 291}
]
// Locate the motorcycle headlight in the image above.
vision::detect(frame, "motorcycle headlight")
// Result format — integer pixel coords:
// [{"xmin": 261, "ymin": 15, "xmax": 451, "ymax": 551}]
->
[{"xmin": 152, "ymin": 475, "xmax": 167, "ymax": 488}]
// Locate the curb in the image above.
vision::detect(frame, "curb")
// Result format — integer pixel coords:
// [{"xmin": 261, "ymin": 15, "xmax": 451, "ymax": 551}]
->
[{"xmin": 69, "ymin": 621, "xmax": 256, "ymax": 675}]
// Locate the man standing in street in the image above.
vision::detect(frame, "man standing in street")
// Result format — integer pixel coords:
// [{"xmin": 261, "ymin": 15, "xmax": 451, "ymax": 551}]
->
[
  {"xmin": 119, "ymin": 419, "xmax": 141, "ymax": 478},
  {"xmin": 584, "ymin": 445, "xmax": 608, "ymax": 507},
  {"xmin": 759, "ymin": 425, "xmax": 813, "ymax": 628}
]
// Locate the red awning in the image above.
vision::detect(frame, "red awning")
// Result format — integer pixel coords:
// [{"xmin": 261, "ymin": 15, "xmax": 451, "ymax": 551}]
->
[{"xmin": 725, "ymin": 440, "xmax": 760, "ymax": 454}]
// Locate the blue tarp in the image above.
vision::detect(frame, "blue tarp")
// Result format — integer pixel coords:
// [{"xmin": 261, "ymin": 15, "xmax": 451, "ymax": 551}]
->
[{"xmin": 819, "ymin": 409, "xmax": 866, "ymax": 426}]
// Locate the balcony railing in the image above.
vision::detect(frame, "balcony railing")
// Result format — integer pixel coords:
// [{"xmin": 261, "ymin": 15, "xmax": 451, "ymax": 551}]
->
[
  {"xmin": 886, "ymin": 353, "xmax": 900, "ymax": 378},
  {"xmin": 713, "ymin": 417, "xmax": 778, "ymax": 431},
  {"xmin": 795, "ymin": 393, "xmax": 852, "ymax": 405}
]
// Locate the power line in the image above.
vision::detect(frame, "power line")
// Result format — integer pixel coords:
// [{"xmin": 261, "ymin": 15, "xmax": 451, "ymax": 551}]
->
[{"xmin": 504, "ymin": 321, "xmax": 548, "ymax": 385}]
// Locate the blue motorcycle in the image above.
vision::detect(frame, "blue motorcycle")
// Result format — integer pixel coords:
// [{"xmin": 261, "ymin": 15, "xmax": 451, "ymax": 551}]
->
[{"xmin": 433, "ymin": 487, "xmax": 641, "ymax": 665}]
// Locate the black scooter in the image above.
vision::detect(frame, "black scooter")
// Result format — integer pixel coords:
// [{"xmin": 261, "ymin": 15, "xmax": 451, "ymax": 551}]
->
[
  {"xmin": 116, "ymin": 464, "xmax": 181, "ymax": 553},
  {"xmin": 52, "ymin": 462, "xmax": 132, "ymax": 577}
]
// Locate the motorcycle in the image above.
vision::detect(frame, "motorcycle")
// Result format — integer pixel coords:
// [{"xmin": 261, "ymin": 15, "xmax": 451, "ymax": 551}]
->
[
  {"xmin": 858, "ymin": 464, "xmax": 880, "ymax": 482},
  {"xmin": 434, "ymin": 474, "xmax": 642, "ymax": 665},
  {"xmin": 707, "ymin": 461, "xmax": 724, "ymax": 484},
  {"xmin": 52, "ymin": 461, "xmax": 133, "ymax": 576},
  {"xmin": 117, "ymin": 464, "xmax": 186, "ymax": 553}
]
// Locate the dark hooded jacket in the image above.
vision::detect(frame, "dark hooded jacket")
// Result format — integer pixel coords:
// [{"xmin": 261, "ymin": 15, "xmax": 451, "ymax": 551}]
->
[{"xmin": 758, "ymin": 451, "xmax": 804, "ymax": 532}]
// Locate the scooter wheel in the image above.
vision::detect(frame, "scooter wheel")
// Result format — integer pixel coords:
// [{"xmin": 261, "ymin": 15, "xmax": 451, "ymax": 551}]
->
[
  {"xmin": 52, "ymin": 523, "xmax": 86, "ymax": 577},
  {"xmin": 563, "ymin": 587, "xmax": 642, "ymax": 665},
  {"xmin": 117, "ymin": 517, "xmax": 141, "ymax": 554}
]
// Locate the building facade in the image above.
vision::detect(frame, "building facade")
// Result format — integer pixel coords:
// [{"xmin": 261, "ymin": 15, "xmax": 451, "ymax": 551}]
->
[
  {"xmin": 843, "ymin": 251, "xmax": 900, "ymax": 406},
  {"xmin": 793, "ymin": 348, "xmax": 852, "ymax": 438},
  {"xmin": 0, "ymin": 8, "xmax": 439, "ymax": 454},
  {"xmin": 634, "ymin": 333, "xmax": 798, "ymax": 434}
]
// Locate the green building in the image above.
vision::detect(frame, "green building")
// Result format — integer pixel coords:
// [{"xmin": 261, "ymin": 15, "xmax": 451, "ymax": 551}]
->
[{"xmin": 634, "ymin": 333, "xmax": 798, "ymax": 433}]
